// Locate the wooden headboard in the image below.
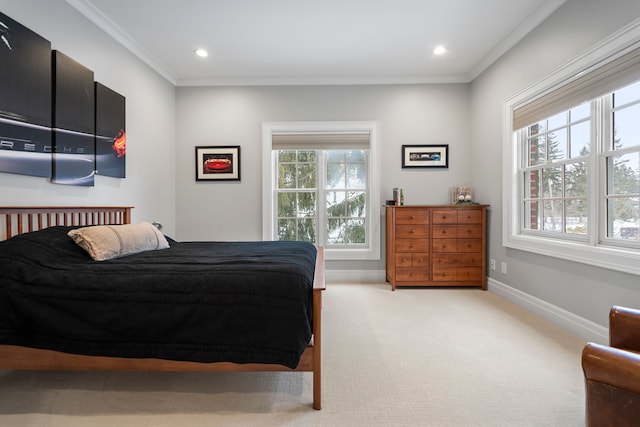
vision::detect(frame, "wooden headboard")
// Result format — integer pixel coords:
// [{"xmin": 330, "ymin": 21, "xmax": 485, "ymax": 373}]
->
[{"xmin": 0, "ymin": 206, "xmax": 133, "ymax": 240}]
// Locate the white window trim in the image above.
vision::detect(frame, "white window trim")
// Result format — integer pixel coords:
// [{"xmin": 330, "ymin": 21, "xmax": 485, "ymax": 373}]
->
[
  {"xmin": 262, "ymin": 121, "xmax": 381, "ymax": 261},
  {"xmin": 503, "ymin": 18, "xmax": 640, "ymax": 276}
]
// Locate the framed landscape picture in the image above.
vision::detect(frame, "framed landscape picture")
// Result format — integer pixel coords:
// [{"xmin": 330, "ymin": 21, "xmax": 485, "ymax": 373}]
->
[
  {"xmin": 195, "ymin": 146, "xmax": 240, "ymax": 181},
  {"xmin": 402, "ymin": 144, "xmax": 449, "ymax": 168}
]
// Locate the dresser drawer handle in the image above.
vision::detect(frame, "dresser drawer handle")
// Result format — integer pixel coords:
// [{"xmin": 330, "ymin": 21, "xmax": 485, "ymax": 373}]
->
[
  {"xmin": 410, "ymin": 229, "xmax": 415, "ymax": 234},
  {"xmin": 401, "ymin": 257, "xmax": 408, "ymax": 262},
  {"xmin": 410, "ymin": 215, "xmax": 415, "ymax": 219}
]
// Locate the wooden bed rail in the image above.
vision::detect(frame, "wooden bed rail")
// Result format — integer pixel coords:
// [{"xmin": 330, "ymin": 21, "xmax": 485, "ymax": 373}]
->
[{"xmin": 0, "ymin": 206, "xmax": 132, "ymax": 240}]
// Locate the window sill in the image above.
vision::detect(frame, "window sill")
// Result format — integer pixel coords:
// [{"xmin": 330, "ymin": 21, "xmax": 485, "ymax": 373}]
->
[{"xmin": 504, "ymin": 233, "xmax": 640, "ymax": 276}]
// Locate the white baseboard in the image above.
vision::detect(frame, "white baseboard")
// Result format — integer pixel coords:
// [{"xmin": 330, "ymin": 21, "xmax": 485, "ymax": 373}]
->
[
  {"xmin": 326, "ymin": 269, "xmax": 386, "ymax": 284},
  {"xmin": 487, "ymin": 277, "xmax": 608, "ymax": 344}
]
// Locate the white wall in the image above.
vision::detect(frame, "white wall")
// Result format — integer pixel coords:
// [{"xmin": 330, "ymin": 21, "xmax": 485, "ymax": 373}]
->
[
  {"xmin": 176, "ymin": 84, "xmax": 471, "ymax": 270},
  {"xmin": 0, "ymin": 0, "xmax": 177, "ymax": 236},
  {"xmin": 470, "ymin": 0, "xmax": 640, "ymax": 327}
]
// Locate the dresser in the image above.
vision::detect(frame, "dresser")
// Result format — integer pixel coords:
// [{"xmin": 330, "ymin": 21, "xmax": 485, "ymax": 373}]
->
[{"xmin": 385, "ymin": 205, "xmax": 488, "ymax": 291}]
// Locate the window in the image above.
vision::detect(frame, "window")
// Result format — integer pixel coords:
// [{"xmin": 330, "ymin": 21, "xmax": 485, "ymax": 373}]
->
[
  {"xmin": 504, "ymin": 21, "xmax": 640, "ymax": 275},
  {"xmin": 520, "ymin": 103, "xmax": 591, "ymax": 237},
  {"xmin": 605, "ymin": 81, "xmax": 640, "ymax": 242},
  {"xmin": 518, "ymin": 85, "xmax": 640, "ymax": 244},
  {"xmin": 262, "ymin": 122, "xmax": 380, "ymax": 261}
]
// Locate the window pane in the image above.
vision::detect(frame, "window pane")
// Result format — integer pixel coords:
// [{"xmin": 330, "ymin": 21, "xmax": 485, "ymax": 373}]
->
[
  {"xmin": 298, "ymin": 192, "xmax": 316, "ymax": 216},
  {"xmin": 613, "ymin": 80, "xmax": 640, "ymax": 107},
  {"xmin": 542, "ymin": 167, "xmax": 562, "ymax": 198},
  {"xmin": 570, "ymin": 121, "xmax": 590, "ymax": 158},
  {"xmin": 547, "ymin": 112, "xmax": 567, "ymax": 130},
  {"xmin": 570, "ymin": 103, "xmax": 590, "ymax": 121},
  {"xmin": 327, "ymin": 218, "xmax": 345, "ymax": 244},
  {"xmin": 327, "ymin": 162, "xmax": 346, "ymax": 189},
  {"xmin": 524, "ymin": 200, "xmax": 540, "ymax": 230},
  {"xmin": 607, "ymin": 197, "xmax": 640, "ymax": 239},
  {"xmin": 608, "ymin": 153, "xmax": 640, "ymax": 195},
  {"xmin": 297, "ymin": 218, "xmax": 315, "ymax": 242},
  {"xmin": 543, "ymin": 200, "xmax": 563, "ymax": 232},
  {"xmin": 347, "ymin": 219, "xmax": 366, "ymax": 243},
  {"xmin": 277, "ymin": 192, "xmax": 296, "ymax": 217},
  {"xmin": 297, "ymin": 163, "xmax": 316, "ymax": 189},
  {"xmin": 347, "ymin": 163, "xmax": 366, "ymax": 189},
  {"xmin": 548, "ymin": 129, "xmax": 566, "ymax": 161},
  {"xmin": 524, "ymin": 170, "xmax": 540, "ymax": 199},
  {"xmin": 527, "ymin": 135, "xmax": 545, "ymax": 166},
  {"xmin": 347, "ymin": 150, "xmax": 365, "ymax": 162},
  {"xmin": 326, "ymin": 191, "xmax": 346, "ymax": 217},
  {"xmin": 297, "ymin": 151, "xmax": 316, "ymax": 162},
  {"xmin": 347, "ymin": 191, "xmax": 366, "ymax": 217},
  {"xmin": 565, "ymin": 162, "xmax": 587, "ymax": 197},
  {"xmin": 326, "ymin": 151, "xmax": 344, "ymax": 163},
  {"xmin": 278, "ymin": 151, "xmax": 296, "ymax": 162},
  {"xmin": 613, "ymin": 103, "xmax": 640, "ymax": 149},
  {"xmin": 565, "ymin": 199, "xmax": 587, "ymax": 234},
  {"xmin": 278, "ymin": 164, "xmax": 296, "ymax": 188},
  {"xmin": 277, "ymin": 219, "xmax": 296, "ymax": 240}
]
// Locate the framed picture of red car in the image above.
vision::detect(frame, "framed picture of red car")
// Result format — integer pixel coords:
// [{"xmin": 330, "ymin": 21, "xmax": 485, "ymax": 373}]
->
[{"xmin": 195, "ymin": 146, "xmax": 240, "ymax": 181}]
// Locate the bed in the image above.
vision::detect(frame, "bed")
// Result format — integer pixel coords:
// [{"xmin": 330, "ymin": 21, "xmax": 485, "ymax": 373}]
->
[{"xmin": 0, "ymin": 206, "xmax": 325, "ymax": 410}]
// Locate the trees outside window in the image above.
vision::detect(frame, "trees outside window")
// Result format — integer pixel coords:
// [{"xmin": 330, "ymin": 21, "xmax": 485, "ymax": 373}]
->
[{"xmin": 518, "ymin": 80, "xmax": 640, "ymax": 247}]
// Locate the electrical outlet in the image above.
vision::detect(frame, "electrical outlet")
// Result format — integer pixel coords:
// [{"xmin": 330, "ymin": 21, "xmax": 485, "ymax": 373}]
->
[
  {"xmin": 501, "ymin": 262, "xmax": 507, "ymax": 274},
  {"xmin": 490, "ymin": 259, "xmax": 496, "ymax": 270}
]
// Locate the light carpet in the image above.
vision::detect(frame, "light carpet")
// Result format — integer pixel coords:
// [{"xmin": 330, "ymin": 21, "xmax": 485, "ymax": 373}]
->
[{"xmin": 0, "ymin": 284, "xmax": 586, "ymax": 426}]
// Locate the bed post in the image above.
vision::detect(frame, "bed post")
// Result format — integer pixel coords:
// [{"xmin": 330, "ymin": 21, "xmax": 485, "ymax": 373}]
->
[{"xmin": 312, "ymin": 247, "xmax": 325, "ymax": 410}]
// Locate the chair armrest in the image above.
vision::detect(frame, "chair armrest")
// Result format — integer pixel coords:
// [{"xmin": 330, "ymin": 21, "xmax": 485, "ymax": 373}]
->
[
  {"xmin": 610, "ymin": 306, "xmax": 640, "ymax": 351},
  {"xmin": 582, "ymin": 342, "xmax": 640, "ymax": 395}
]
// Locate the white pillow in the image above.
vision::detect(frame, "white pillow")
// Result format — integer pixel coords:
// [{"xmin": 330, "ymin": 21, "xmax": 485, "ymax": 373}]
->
[{"xmin": 68, "ymin": 222, "xmax": 170, "ymax": 261}]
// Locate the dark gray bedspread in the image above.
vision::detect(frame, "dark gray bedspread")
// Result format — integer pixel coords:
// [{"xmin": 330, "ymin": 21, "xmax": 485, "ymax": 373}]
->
[{"xmin": 0, "ymin": 226, "xmax": 317, "ymax": 368}]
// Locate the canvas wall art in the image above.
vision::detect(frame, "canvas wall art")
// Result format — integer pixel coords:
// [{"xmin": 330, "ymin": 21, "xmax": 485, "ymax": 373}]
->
[
  {"xmin": 0, "ymin": 11, "xmax": 52, "ymax": 178},
  {"xmin": 95, "ymin": 82, "xmax": 126, "ymax": 178}
]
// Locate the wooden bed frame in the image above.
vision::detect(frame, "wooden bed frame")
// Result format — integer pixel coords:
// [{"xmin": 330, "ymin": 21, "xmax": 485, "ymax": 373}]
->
[{"xmin": 0, "ymin": 206, "xmax": 326, "ymax": 410}]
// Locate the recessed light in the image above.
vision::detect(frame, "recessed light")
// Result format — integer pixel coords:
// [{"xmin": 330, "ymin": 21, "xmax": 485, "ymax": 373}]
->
[
  {"xmin": 194, "ymin": 48, "xmax": 208, "ymax": 58},
  {"xmin": 433, "ymin": 46, "xmax": 447, "ymax": 55}
]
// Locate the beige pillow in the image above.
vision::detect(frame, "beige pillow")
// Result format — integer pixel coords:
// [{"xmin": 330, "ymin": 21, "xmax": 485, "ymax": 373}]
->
[{"xmin": 68, "ymin": 222, "xmax": 170, "ymax": 261}]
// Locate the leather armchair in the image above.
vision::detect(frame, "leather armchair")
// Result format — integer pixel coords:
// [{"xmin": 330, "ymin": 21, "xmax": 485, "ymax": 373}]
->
[{"xmin": 582, "ymin": 306, "xmax": 640, "ymax": 426}]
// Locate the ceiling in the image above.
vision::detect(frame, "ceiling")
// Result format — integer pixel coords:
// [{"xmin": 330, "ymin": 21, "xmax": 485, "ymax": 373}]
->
[{"xmin": 67, "ymin": 0, "xmax": 567, "ymax": 86}]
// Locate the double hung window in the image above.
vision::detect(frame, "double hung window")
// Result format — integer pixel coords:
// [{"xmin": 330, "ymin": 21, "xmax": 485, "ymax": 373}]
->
[
  {"xmin": 504, "ymin": 24, "xmax": 640, "ymax": 274},
  {"xmin": 262, "ymin": 122, "xmax": 380, "ymax": 261}
]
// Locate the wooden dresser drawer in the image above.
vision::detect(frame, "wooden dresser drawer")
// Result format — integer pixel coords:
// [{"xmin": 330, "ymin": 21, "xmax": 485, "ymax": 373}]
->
[
  {"xmin": 395, "ymin": 267, "xmax": 429, "ymax": 282},
  {"xmin": 395, "ymin": 224, "xmax": 429, "ymax": 239},
  {"xmin": 432, "ymin": 253, "xmax": 482, "ymax": 267},
  {"xmin": 432, "ymin": 238, "xmax": 457, "ymax": 253},
  {"xmin": 396, "ymin": 253, "xmax": 429, "ymax": 267},
  {"xmin": 431, "ymin": 267, "xmax": 456, "ymax": 281},
  {"xmin": 457, "ymin": 224, "xmax": 482, "ymax": 238},
  {"xmin": 458, "ymin": 239, "xmax": 482, "ymax": 253},
  {"xmin": 432, "ymin": 225, "xmax": 456, "ymax": 238},
  {"xmin": 432, "ymin": 267, "xmax": 482, "ymax": 282},
  {"xmin": 432, "ymin": 209, "xmax": 457, "ymax": 224},
  {"xmin": 395, "ymin": 239, "xmax": 429, "ymax": 252},
  {"xmin": 457, "ymin": 267, "xmax": 482, "ymax": 281},
  {"xmin": 396, "ymin": 209, "xmax": 430, "ymax": 224},
  {"xmin": 457, "ymin": 209, "xmax": 482, "ymax": 224},
  {"xmin": 412, "ymin": 253, "xmax": 429, "ymax": 266},
  {"xmin": 456, "ymin": 253, "xmax": 482, "ymax": 266}
]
